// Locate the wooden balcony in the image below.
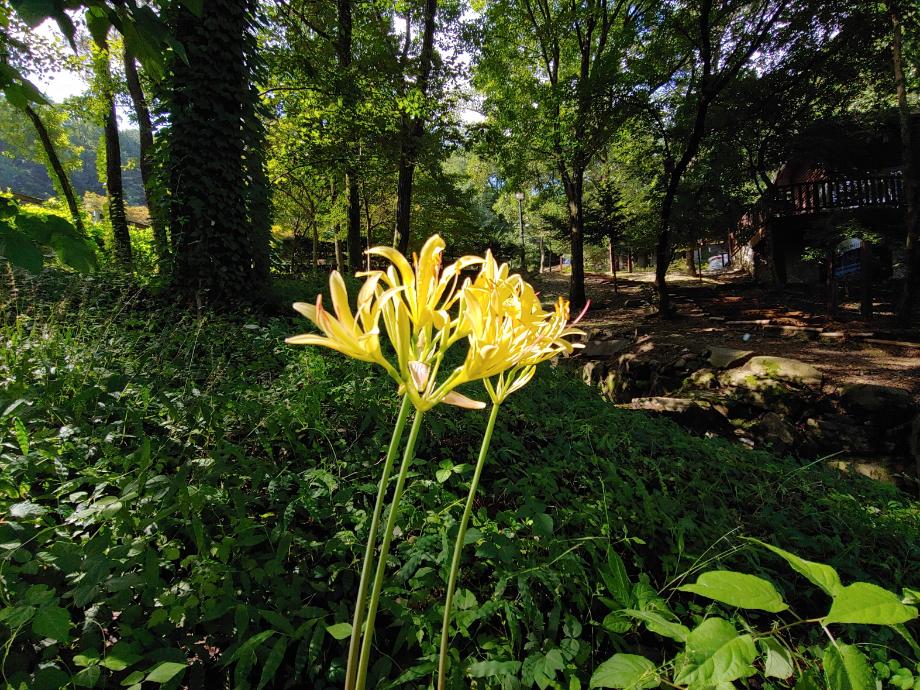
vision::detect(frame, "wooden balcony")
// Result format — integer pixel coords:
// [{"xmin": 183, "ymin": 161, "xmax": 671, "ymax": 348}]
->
[{"xmin": 769, "ymin": 173, "xmax": 904, "ymax": 216}]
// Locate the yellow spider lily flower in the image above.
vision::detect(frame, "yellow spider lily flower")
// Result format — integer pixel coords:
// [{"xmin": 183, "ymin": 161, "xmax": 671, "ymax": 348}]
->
[
  {"xmin": 365, "ymin": 234, "xmax": 483, "ymax": 332},
  {"xmin": 285, "ymin": 270, "xmax": 402, "ymax": 382}
]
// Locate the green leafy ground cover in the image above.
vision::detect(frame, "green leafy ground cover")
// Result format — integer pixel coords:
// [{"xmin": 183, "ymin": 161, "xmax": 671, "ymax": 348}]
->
[{"xmin": 1, "ymin": 272, "xmax": 918, "ymax": 689}]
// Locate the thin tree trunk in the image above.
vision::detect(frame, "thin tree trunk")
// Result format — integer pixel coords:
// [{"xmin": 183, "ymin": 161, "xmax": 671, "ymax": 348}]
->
[
  {"xmin": 563, "ymin": 169, "xmax": 587, "ymax": 310},
  {"xmin": 685, "ymin": 248, "xmax": 697, "ymax": 276},
  {"xmin": 539, "ymin": 236, "xmax": 545, "ymax": 273},
  {"xmin": 334, "ymin": 231, "xmax": 344, "ymax": 273},
  {"xmin": 860, "ymin": 240, "xmax": 873, "ymax": 319},
  {"xmin": 22, "ymin": 105, "xmax": 85, "ymax": 236},
  {"xmin": 123, "ymin": 48, "xmax": 168, "ymax": 269},
  {"xmin": 336, "ymin": 0, "xmax": 363, "ymax": 271},
  {"xmin": 609, "ymin": 232, "xmax": 618, "ymax": 294},
  {"xmin": 312, "ymin": 222, "xmax": 319, "ymax": 271},
  {"xmin": 890, "ymin": 1, "xmax": 919, "ymax": 325},
  {"xmin": 103, "ymin": 95, "xmax": 132, "ymax": 267},
  {"xmin": 363, "ymin": 190, "xmax": 373, "ymax": 270}
]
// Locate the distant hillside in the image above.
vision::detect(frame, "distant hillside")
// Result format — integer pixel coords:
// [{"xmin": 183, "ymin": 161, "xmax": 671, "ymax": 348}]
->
[{"xmin": 0, "ymin": 123, "xmax": 145, "ymax": 206}]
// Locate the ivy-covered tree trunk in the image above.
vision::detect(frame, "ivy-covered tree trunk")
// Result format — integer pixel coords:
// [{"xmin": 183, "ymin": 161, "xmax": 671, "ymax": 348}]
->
[
  {"xmin": 22, "ymin": 105, "xmax": 85, "ymax": 236},
  {"xmin": 123, "ymin": 48, "xmax": 168, "ymax": 271},
  {"xmin": 166, "ymin": 0, "xmax": 270, "ymax": 304}
]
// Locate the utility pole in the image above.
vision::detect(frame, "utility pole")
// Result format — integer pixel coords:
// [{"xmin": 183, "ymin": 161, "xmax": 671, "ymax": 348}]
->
[{"xmin": 515, "ymin": 191, "xmax": 526, "ymax": 271}]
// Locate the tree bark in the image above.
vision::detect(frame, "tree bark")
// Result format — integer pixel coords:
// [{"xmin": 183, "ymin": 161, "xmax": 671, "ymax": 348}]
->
[
  {"xmin": 334, "ymin": 231, "xmax": 344, "ymax": 273},
  {"xmin": 123, "ymin": 48, "xmax": 168, "ymax": 269},
  {"xmin": 890, "ymin": 1, "xmax": 919, "ymax": 325},
  {"xmin": 860, "ymin": 240, "xmax": 873, "ymax": 319},
  {"xmin": 539, "ymin": 236, "xmax": 545, "ymax": 273},
  {"xmin": 336, "ymin": 0, "xmax": 363, "ymax": 271},
  {"xmin": 22, "ymin": 105, "xmax": 85, "ymax": 236},
  {"xmin": 562, "ymin": 169, "xmax": 587, "ymax": 310},
  {"xmin": 103, "ymin": 94, "xmax": 132, "ymax": 267},
  {"xmin": 609, "ymin": 231, "xmax": 618, "ymax": 294},
  {"xmin": 393, "ymin": 0, "xmax": 437, "ymax": 254}
]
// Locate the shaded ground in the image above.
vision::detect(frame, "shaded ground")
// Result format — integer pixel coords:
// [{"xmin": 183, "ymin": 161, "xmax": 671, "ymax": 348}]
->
[{"xmin": 532, "ymin": 268, "xmax": 920, "ymax": 399}]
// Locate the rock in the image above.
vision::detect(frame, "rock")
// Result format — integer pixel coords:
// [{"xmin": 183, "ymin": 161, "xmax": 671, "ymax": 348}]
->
[
  {"xmin": 755, "ymin": 412, "xmax": 797, "ymax": 453},
  {"xmin": 706, "ymin": 346, "xmax": 753, "ymax": 369},
  {"xmin": 839, "ymin": 384, "xmax": 915, "ymax": 425},
  {"xmin": 826, "ymin": 460, "xmax": 896, "ymax": 484},
  {"xmin": 685, "ymin": 368, "xmax": 717, "ymax": 389},
  {"xmin": 628, "ymin": 397, "xmax": 734, "ymax": 434},
  {"xmin": 580, "ymin": 339, "xmax": 630, "ymax": 359},
  {"xmin": 804, "ymin": 415, "xmax": 873, "ymax": 456},
  {"xmin": 721, "ymin": 355, "xmax": 823, "ymax": 388},
  {"xmin": 623, "ymin": 298, "xmax": 647, "ymax": 308}
]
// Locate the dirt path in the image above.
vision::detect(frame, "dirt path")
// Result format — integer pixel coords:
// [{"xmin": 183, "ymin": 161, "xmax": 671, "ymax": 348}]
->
[{"xmin": 532, "ymin": 269, "xmax": 920, "ymax": 399}]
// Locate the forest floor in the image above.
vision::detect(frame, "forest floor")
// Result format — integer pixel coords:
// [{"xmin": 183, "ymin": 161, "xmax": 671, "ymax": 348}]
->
[{"xmin": 532, "ymin": 267, "xmax": 920, "ymax": 398}]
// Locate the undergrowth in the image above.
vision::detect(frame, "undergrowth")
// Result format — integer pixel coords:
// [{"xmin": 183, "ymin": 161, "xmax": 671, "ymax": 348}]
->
[{"xmin": 0, "ymin": 270, "xmax": 917, "ymax": 689}]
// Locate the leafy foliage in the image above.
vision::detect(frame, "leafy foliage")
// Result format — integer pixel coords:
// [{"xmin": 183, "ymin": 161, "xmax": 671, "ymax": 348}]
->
[
  {"xmin": 0, "ymin": 271, "xmax": 916, "ymax": 688},
  {"xmin": 0, "ymin": 195, "xmax": 96, "ymax": 272}
]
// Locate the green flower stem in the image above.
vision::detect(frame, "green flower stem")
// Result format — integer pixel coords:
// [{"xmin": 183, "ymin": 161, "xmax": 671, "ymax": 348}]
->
[
  {"xmin": 354, "ymin": 409, "xmax": 426, "ymax": 690},
  {"xmin": 437, "ymin": 402, "xmax": 501, "ymax": 690},
  {"xmin": 344, "ymin": 393, "xmax": 413, "ymax": 690}
]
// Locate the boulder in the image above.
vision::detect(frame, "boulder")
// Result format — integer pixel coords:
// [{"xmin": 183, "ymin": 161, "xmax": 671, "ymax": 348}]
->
[
  {"xmin": 721, "ymin": 355, "xmax": 823, "ymax": 388},
  {"xmin": 580, "ymin": 339, "xmax": 630, "ymax": 359},
  {"xmin": 706, "ymin": 346, "xmax": 753, "ymax": 369},
  {"xmin": 755, "ymin": 412, "xmax": 797, "ymax": 454},
  {"xmin": 839, "ymin": 383, "xmax": 916, "ymax": 425}
]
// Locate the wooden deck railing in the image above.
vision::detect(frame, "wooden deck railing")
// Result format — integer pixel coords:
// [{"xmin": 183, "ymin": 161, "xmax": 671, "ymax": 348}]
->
[{"xmin": 769, "ymin": 174, "xmax": 904, "ymax": 215}]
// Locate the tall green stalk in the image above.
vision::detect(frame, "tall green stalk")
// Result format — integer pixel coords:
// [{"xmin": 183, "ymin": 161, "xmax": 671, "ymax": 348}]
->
[
  {"xmin": 344, "ymin": 393, "xmax": 413, "ymax": 690},
  {"xmin": 354, "ymin": 410, "xmax": 426, "ymax": 690},
  {"xmin": 437, "ymin": 403, "xmax": 501, "ymax": 690}
]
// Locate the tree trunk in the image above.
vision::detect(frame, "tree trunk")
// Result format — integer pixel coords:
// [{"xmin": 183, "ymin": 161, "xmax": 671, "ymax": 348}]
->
[
  {"xmin": 627, "ymin": 251, "xmax": 633, "ymax": 273},
  {"xmin": 312, "ymin": 222, "xmax": 319, "ymax": 271},
  {"xmin": 860, "ymin": 239, "xmax": 873, "ymax": 319},
  {"xmin": 685, "ymin": 248, "xmax": 697, "ymax": 276},
  {"xmin": 539, "ymin": 236, "xmax": 545, "ymax": 273},
  {"xmin": 123, "ymin": 48, "xmax": 168, "ymax": 269},
  {"xmin": 363, "ymin": 190, "xmax": 373, "ymax": 270},
  {"xmin": 334, "ymin": 231, "xmax": 344, "ymax": 273},
  {"xmin": 393, "ymin": 153, "xmax": 415, "ymax": 253},
  {"xmin": 826, "ymin": 248, "xmax": 837, "ymax": 317},
  {"xmin": 392, "ymin": 0, "xmax": 437, "ymax": 254},
  {"xmin": 103, "ymin": 95, "xmax": 132, "ymax": 267},
  {"xmin": 609, "ymin": 232, "xmax": 618, "ymax": 294},
  {"xmin": 336, "ymin": 0, "xmax": 362, "ymax": 272},
  {"xmin": 563, "ymin": 170, "xmax": 587, "ymax": 310},
  {"xmin": 890, "ymin": 1, "xmax": 920, "ymax": 325},
  {"xmin": 22, "ymin": 105, "xmax": 85, "ymax": 236}
]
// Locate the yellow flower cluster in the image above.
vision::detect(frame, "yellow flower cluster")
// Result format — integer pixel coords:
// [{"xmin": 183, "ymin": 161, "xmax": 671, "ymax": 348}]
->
[{"xmin": 286, "ymin": 235, "xmax": 584, "ymax": 410}]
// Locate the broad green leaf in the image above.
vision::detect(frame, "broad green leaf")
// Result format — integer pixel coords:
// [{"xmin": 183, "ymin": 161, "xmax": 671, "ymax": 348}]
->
[
  {"xmin": 621, "ymin": 609, "xmax": 689, "ymax": 642},
  {"xmin": 749, "ymin": 539, "xmax": 843, "ymax": 596},
  {"xmin": 9, "ymin": 501, "xmax": 45, "ymax": 519},
  {"xmin": 468, "ymin": 659, "xmax": 522, "ymax": 677},
  {"xmin": 144, "ymin": 661, "xmax": 187, "ymax": 684},
  {"xmin": 32, "ymin": 605, "xmax": 71, "ymax": 643},
  {"xmin": 590, "ymin": 654, "xmax": 659, "ymax": 689},
  {"xmin": 101, "ymin": 641, "xmax": 142, "ymax": 671},
  {"xmin": 760, "ymin": 638, "xmax": 794, "ymax": 679},
  {"xmin": 678, "ymin": 570, "xmax": 787, "ymax": 612},
  {"xmin": 902, "ymin": 588, "xmax": 920, "ymax": 605},
  {"xmin": 601, "ymin": 548, "xmax": 632, "ymax": 607},
  {"xmin": 675, "ymin": 618, "xmax": 757, "ymax": 688},
  {"xmin": 435, "ymin": 468, "xmax": 452, "ymax": 482},
  {"xmin": 533, "ymin": 513, "xmax": 553, "ymax": 537},
  {"xmin": 326, "ymin": 622, "xmax": 352, "ymax": 640},
  {"xmin": 9, "ymin": 0, "xmax": 58, "ymax": 26},
  {"xmin": 0, "ymin": 224, "xmax": 43, "ymax": 273},
  {"xmin": 14, "ymin": 212, "xmax": 78, "ymax": 243},
  {"xmin": 49, "ymin": 234, "xmax": 97, "ymax": 273},
  {"xmin": 823, "ymin": 643, "xmax": 874, "ymax": 690},
  {"xmin": 72, "ymin": 665, "xmax": 101, "ymax": 687},
  {"xmin": 256, "ymin": 637, "xmax": 288, "ymax": 690},
  {"xmin": 221, "ymin": 630, "xmax": 275, "ymax": 667},
  {"xmin": 823, "ymin": 583, "xmax": 918, "ymax": 625}
]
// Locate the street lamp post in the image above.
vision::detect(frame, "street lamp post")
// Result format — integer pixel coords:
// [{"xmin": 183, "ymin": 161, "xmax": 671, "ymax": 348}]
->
[{"xmin": 515, "ymin": 191, "xmax": 526, "ymax": 271}]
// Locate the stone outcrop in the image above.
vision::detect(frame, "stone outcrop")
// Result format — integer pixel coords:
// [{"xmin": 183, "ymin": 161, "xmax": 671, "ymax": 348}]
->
[{"xmin": 573, "ymin": 334, "xmax": 919, "ymax": 484}]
